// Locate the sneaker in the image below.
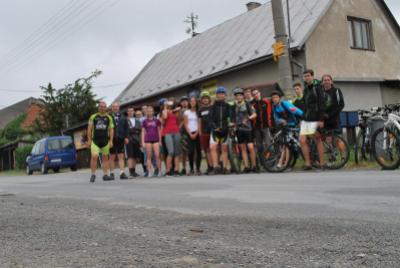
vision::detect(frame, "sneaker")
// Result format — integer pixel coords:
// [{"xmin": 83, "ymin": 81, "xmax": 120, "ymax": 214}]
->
[
  {"xmin": 252, "ymin": 166, "xmax": 260, "ymax": 173},
  {"xmin": 110, "ymin": 173, "xmax": 115, "ymax": 180},
  {"xmin": 90, "ymin": 174, "xmax": 96, "ymax": 183},
  {"xmin": 120, "ymin": 172, "xmax": 128, "ymax": 180},
  {"xmin": 129, "ymin": 172, "xmax": 139, "ymax": 178},
  {"xmin": 154, "ymin": 168, "xmax": 159, "ymax": 176},
  {"xmin": 223, "ymin": 168, "xmax": 231, "ymax": 175},
  {"xmin": 180, "ymin": 169, "xmax": 187, "ymax": 176},
  {"xmin": 214, "ymin": 167, "xmax": 222, "ymax": 175},
  {"xmin": 143, "ymin": 171, "xmax": 149, "ymax": 177},
  {"xmin": 243, "ymin": 167, "xmax": 251, "ymax": 174},
  {"xmin": 303, "ymin": 166, "xmax": 312, "ymax": 171},
  {"xmin": 196, "ymin": 170, "xmax": 202, "ymax": 176},
  {"xmin": 188, "ymin": 170, "xmax": 195, "ymax": 176},
  {"xmin": 103, "ymin": 175, "xmax": 112, "ymax": 181},
  {"xmin": 207, "ymin": 169, "xmax": 216, "ymax": 175}
]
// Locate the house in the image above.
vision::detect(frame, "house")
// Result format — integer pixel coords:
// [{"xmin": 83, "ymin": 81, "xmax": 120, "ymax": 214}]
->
[
  {"xmin": 0, "ymin": 97, "xmax": 42, "ymax": 130},
  {"xmin": 115, "ymin": 0, "xmax": 400, "ymax": 111}
]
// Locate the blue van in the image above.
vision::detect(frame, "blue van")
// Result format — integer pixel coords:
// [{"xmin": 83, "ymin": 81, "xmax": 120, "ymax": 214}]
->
[{"xmin": 26, "ymin": 136, "xmax": 77, "ymax": 175}]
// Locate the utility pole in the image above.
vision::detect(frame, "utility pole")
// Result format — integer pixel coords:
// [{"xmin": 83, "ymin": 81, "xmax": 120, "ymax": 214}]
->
[
  {"xmin": 271, "ymin": 0, "xmax": 293, "ymax": 98},
  {"xmin": 184, "ymin": 13, "xmax": 199, "ymax": 37}
]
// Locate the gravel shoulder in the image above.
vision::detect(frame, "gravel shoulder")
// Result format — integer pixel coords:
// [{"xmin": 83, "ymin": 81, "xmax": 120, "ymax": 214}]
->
[{"xmin": 1, "ymin": 194, "xmax": 400, "ymax": 268}]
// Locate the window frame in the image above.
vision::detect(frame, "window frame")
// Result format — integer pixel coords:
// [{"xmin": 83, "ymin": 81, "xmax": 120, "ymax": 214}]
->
[{"xmin": 347, "ymin": 16, "xmax": 375, "ymax": 51}]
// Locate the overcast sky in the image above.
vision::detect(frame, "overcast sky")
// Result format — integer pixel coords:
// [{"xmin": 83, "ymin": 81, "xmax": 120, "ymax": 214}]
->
[{"xmin": 0, "ymin": 0, "xmax": 399, "ymax": 109}]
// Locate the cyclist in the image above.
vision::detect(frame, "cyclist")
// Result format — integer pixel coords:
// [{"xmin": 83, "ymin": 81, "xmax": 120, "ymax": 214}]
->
[
  {"xmin": 292, "ymin": 82, "xmax": 306, "ymax": 113},
  {"xmin": 142, "ymin": 106, "xmax": 162, "ymax": 177},
  {"xmin": 198, "ymin": 91, "xmax": 213, "ymax": 174},
  {"xmin": 87, "ymin": 101, "xmax": 114, "ymax": 183},
  {"xmin": 251, "ymin": 88, "xmax": 273, "ymax": 163},
  {"xmin": 271, "ymin": 90, "xmax": 304, "ymax": 168},
  {"xmin": 109, "ymin": 102, "xmax": 128, "ymax": 180},
  {"xmin": 209, "ymin": 87, "xmax": 233, "ymax": 175},
  {"xmin": 300, "ymin": 69, "xmax": 326, "ymax": 170},
  {"xmin": 232, "ymin": 88, "xmax": 258, "ymax": 173},
  {"xmin": 126, "ymin": 107, "xmax": 142, "ymax": 178}
]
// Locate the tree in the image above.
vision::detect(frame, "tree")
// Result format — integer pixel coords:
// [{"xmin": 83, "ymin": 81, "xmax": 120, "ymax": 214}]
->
[
  {"xmin": 35, "ymin": 70, "xmax": 102, "ymax": 135},
  {"xmin": 0, "ymin": 114, "xmax": 27, "ymax": 147}
]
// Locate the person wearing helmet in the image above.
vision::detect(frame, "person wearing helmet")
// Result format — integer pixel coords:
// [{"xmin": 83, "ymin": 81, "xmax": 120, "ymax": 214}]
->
[
  {"xmin": 178, "ymin": 95, "xmax": 190, "ymax": 175},
  {"xmin": 209, "ymin": 86, "xmax": 233, "ymax": 175},
  {"xmin": 198, "ymin": 91, "xmax": 213, "ymax": 174},
  {"xmin": 232, "ymin": 88, "xmax": 258, "ymax": 173},
  {"xmin": 271, "ymin": 90, "xmax": 303, "ymax": 128}
]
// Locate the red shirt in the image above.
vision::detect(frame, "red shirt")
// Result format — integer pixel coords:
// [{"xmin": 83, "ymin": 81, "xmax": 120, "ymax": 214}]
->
[{"xmin": 163, "ymin": 112, "xmax": 180, "ymax": 134}]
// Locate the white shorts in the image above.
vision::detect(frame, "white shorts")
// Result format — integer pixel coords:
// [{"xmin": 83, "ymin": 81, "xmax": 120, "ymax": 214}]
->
[{"xmin": 300, "ymin": 121, "xmax": 318, "ymax": 136}]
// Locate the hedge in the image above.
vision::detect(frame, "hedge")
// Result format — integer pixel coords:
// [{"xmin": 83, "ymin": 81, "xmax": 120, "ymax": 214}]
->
[{"xmin": 15, "ymin": 145, "xmax": 33, "ymax": 170}]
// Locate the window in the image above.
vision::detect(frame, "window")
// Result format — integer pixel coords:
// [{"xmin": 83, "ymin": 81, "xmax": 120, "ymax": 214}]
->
[
  {"xmin": 48, "ymin": 140, "xmax": 61, "ymax": 151},
  {"xmin": 60, "ymin": 137, "xmax": 74, "ymax": 150},
  {"xmin": 38, "ymin": 142, "xmax": 45, "ymax": 154},
  {"xmin": 347, "ymin": 16, "xmax": 374, "ymax": 50}
]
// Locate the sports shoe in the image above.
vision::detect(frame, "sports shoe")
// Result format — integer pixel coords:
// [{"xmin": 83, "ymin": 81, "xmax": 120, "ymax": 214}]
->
[
  {"xmin": 223, "ymin": 168, "xmax": 231, "ymax": 175},
  {"xmin": 129, "ymin": 172, "xmax": 139, "ymax": 178},
  {"xmin": 90, "ymin": 174, "xmax": 96, "ymax": 183},
  {"xmin": 243, "ymin": 167, "xmax": 251, "ymax": 174},
  {"xmin": 303, "ymin": 166, "xmax": 312, "ymax": 171},
  {"xmin": 110, "ymin": 173, "xmax": 115, "ymax": 180},
  {"xmin": 103, "ymin": 175, "xmax": 112, "ymax": 181},
  {"xmin": 120, "ymin": 173, "xmax": 128, "ymax": 180},
  {"xmin": 180, "ymin": 169, "xmax": 187, "ymax": 176}
]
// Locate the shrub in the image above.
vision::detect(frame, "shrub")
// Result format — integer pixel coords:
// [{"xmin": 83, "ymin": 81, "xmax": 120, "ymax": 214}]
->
[{"xmin": 15, "ymin": 145, "xmax": 33, "ymax": 170}]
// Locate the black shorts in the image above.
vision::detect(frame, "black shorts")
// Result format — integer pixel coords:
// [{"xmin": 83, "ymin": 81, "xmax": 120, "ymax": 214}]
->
[
  {"xmin": 210, "ymin": 130, "xmax": 228, "ymax": 144},
  {"xmin": 236, "ymin": 130, "xmax": 254, "ymax": 144},
  {"xmin": 110, "ymin": 137, "xmax": 125, "ymax": 154},
  {"xmin": 325, "ymin": 120, "xmax": 341, "ymax": 132},
  {"xmin": 126, "ymin": 141, "xmax": 142, "ymax": 159}
]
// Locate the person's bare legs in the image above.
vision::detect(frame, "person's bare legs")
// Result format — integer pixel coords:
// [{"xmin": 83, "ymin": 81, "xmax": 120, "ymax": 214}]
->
[
  {"xmin": 300, "ymin": 135, "xmax": 311, "ymax": 167},
  {"xmin": 221, "ymin": 144, "xmax": 229, "ymax": 170},
  {"xmin": 315, "ymin": 134, "xmax": 325, "ymax": 167},
  {"xmin": 153, "ymin": 143, "xmax": 161, "ymax": 172},
  {"xmin": 117, "ymin": 153, "xmax": 125, "ymax": 172},
  {"xmin": 110, "ymin": 154, "xmax": 116, "ymax": 173},
  {"xmin": 145, "ymin": 143, "xmax": 153, "ymax": 175},
  {"xmin": 90, "ymin": 154, "xmax": 98, "ymax": 174},
  {"xmin": 102, "ymin": 155, "xmax": 110, "ymax": 175},
  {"xmin": 240, "ymin": 144, "xmax": 249, "ymax": 168},
  {"xmin": 248, "ymin": 143, "xmax": 257, "ymax": 168},
  {"xmin": 210, "ymin": 143, "xmax": 219, "ymax": 168},
  {"xmin": 174, "ymin": 155, "xmax": 181, "ymax": 173}
]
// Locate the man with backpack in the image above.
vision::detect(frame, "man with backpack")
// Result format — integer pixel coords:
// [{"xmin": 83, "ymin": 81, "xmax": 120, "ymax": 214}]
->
[
  {"xmin": 232, "ymin": 88, "xmax": 258, "ymax": 173},
  {"xmin": 251, "ymin": 88, "xmax": 273, "ymax": 164},
  {"xmin": 321, "ymin": 74, "xmax": 345, "ymax": 133}
]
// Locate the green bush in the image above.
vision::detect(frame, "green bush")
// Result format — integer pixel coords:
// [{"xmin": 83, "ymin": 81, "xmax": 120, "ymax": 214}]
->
[{"xmin": 15, "ymin": 145, "xmax": 33, "ymax": 170}]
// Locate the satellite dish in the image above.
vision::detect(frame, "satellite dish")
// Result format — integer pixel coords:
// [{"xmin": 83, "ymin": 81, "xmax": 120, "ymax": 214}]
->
[{"xmin": 186, "ymin": 27, "xmax": 192, "ymax": 34}]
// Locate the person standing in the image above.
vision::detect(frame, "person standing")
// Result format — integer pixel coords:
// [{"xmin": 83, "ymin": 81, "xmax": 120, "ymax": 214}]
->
[
  {"xmin": 178, "ymin": 96, "xmax": 190, "ymax": 175},
  {"xmin": 87, "ymin": 101, "xmax": 114, "ymax": 183},
  {"xmin": 300, "ymin": 69, "xmax": 326, "ymax": 170},
  {"xmin": 142, "ymin": 106, "xmax": 162, "ymax": 177},
  {"xmin": 321, "ymin": 74, "xmax": 345, "ymax": 132},
  {"xmin": 162, "ymin": 100, "xmax": 182, "ymax": 176},
  {"xmin": 251, "ymin": 88, "xmax": 273, "ymax": 163},
  {"xmin": 292, "ymin": 82, "xmax": 306, "ymax": 113},
  {"xmin": 232, "ymin": 88, "xmax": 258, "ymax": 173},
  {"xmin": 209, "ymin": 87, "xmax": 233, "ymax": 175},
  {"xmin": 198, "ymin": 91, "xmax": 213, "ymax": 174},
  {"xmin": 184, "ymin": 96, "xmax": 202, "ymax": 175},
  {"xmin": 109, "ymin": 102, "xmax": 128, "ymax": 180},
  {"xmin": 126, "ymin": 107, "xmax": 142, "ymax": 178}
]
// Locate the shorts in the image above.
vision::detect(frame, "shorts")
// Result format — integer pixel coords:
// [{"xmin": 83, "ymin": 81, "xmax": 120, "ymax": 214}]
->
[
  {"xmin": 126, "ymin": 141, "xmax": 142, "ymax": 159},
  {"xmin": 236, "ymin": 130, "xmax": 254, "ymax": 144},
  {"xmin": 180, "ymin": 131, "xmax": 190, "ymax": 153},
  {"xmin": 210, "ymin": 130, "xmax": 228, "ymax": 145},
  {"xmin": 91, "ymin": 142, "xmax": 110, "ymax": 156},
  {"xmin": 325, "ymin": 120, "xmax": 341, "ymax": 131},
  {"xmin": 300, "ymin": 121, "xmax": 318, "ymax": 136},
  {"xmin": 110, "ymin": 137, "xmax": 125, "ymax": 154},
  {"xmin": 200, "ymin": 134, "xmax": 210, "ymax": 150},
  {"xmin": 165, "ymin": 133, "xmax": 182, "ymax": 156}
]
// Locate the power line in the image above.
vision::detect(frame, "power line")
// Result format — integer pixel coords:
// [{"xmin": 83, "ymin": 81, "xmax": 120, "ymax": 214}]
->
[
  {"xmin": 1, "ymin": 0, "xmax": 121, "ymax": 75},
  {"xmin": 0, "ymin": 0, "xmax": 101, "ymax": 74}
]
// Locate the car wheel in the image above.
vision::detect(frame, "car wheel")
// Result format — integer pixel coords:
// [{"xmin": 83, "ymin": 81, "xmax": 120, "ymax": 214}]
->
[
  {"xmin": 70, "ymin": 165, "xmax": 77, "ymax": 171},
  {"xmin": 26, "ymin": 165, "xmax": 33, "ymax": 175},
  {"xmin": 41, "ymin": 162, "xmax": 48, "ymax": 175},
  {"xmin": 53, "ymin": 167, "xmax": 60, "ymax": 173}
]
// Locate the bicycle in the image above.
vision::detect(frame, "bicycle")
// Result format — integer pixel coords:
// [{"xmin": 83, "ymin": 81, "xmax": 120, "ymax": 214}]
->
[
  {"xmin": 354, "ymin": 110, "xmax": 373, "ymax": 164},
  {"xmin": 371, "ymin": 104, "xmax": 400, "ymax": 170},
  {"xmin": 263, "ymin": 127, "xmax": 350, "ymax": 172},
  {"xmin": 227, "ymin": 125, "xmax": 242, "ymax": 174}
]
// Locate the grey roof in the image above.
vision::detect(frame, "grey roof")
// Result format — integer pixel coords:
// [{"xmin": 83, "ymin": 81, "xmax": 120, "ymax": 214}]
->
[{"xmin": 117, "ymin": 0, "xmax": 333, "ymax": 105}]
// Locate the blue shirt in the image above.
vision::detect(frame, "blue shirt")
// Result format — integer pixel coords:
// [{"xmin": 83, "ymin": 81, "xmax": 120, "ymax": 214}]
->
[{"xmin": 273, "ymin": 100, "xmax": 303, "ymax": 127}]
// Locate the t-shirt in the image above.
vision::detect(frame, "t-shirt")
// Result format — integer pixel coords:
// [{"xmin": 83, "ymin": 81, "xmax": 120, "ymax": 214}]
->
[
  {"xmin": 184, "ymin": 110, "xmax": 199, "ymax": 133},
  {"xmin": 198, "ymin": 106, "xmax": 211, "ymax": 134},
  {"xmin": 234, "ymin": 102, "xmax": 255, "ymax": 132},
  {"xmin": 163, "ymin": 112, "xmax": 180, "ymax": 135},
  {"xmin": 142, "ymin": 117, "xmax": 161, "ymax": 142},
  {"xmin": 88, "ymin": 113, "xmax": 114, "ymax": 147}
]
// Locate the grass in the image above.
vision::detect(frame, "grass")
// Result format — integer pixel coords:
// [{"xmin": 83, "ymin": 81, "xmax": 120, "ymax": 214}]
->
[{"xmin": 0, "ymin": 169, "xmax": 26, "ymax": 177}]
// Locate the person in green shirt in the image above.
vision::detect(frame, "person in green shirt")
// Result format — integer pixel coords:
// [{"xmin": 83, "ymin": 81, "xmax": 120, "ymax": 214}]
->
[{"xmin": 87, "ymin": 101, "xmax": 114, "ymax": 182}]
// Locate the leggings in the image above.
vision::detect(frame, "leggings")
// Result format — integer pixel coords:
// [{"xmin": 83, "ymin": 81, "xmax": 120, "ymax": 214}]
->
[
  {"xmin": 165, "ymin": 133, "xmax": 181, "ymax": 157},
  {"xmin": 188, "ymin": 134, "xmax": 201, "ymax": 171}
]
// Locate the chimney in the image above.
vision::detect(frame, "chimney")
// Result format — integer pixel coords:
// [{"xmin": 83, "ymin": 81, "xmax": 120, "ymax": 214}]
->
[{"xmin": 246, "ymin": 2, "xmax": 261, "ymax": 11}]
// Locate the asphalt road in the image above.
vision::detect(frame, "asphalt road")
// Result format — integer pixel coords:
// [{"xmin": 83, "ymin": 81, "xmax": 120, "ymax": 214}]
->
[{"xmin": 1, "ymin": 169, "xmax": 400, "ymax": 267}]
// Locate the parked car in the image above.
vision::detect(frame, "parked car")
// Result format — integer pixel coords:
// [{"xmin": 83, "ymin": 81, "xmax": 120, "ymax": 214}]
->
[{"xmin": 26, "ymin": 136, "xmax": 77, "ymax": 175}]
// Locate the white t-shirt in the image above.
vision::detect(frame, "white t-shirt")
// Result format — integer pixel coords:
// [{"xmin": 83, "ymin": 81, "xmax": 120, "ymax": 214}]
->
[{"xmin": 184, "ymin": 110, "xmax": 198, "ymax": 133}]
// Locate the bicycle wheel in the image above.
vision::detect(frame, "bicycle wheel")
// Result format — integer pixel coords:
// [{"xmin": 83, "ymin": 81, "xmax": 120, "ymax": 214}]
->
[
  {"xmin": 372, "ymin": 127, "xmax": 400, "ymax": 170},
  {"xmin": 355, "ymin": 131, "xmax": 371, "ymax": 164},
  {"xmin": 263, "ymin": 142, "xmax": 292, "ymax": 173},
  {"xmin": 228, "ymin": 137, "xmax": 242, "ymax": 174},
  {"xmin": 324, "ymin": 135, "xmax": 350, "ymax": 170}
]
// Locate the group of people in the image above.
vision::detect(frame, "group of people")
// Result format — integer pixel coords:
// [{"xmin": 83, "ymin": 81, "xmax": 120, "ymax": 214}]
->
[{"xmin": 87, "ymin": 69, "xmax": 345, "ymax": 182}]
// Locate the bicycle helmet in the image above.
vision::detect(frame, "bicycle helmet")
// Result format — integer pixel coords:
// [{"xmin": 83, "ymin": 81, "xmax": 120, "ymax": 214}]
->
[
  {"xmin": 159, "ymin": 98, "xmax": 167, "ymax": 106},
  {"xmin": 233, "ymin": 88, "xmax": 244, "ymax": 96},
  {"xmin": 200, "ymin": 91, "xmax": 211, "ymax": 99},
  {"xmin": 270, "ymin": 90, "xmax": 283, "ymax": 97},
  {"xmin": 179, "ymin": 95, "xmax": 189, "ymax": 102},
  {"xmin": 216, "ymin": 87, "xmax": 227, "ymax": 95}
]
